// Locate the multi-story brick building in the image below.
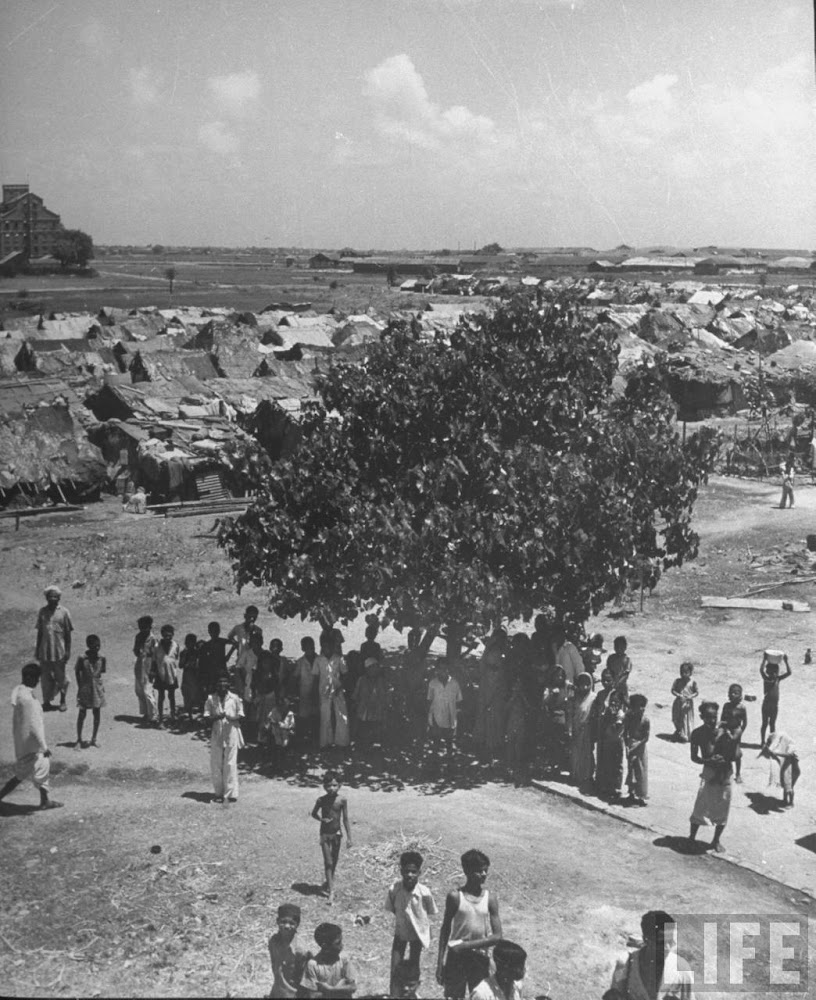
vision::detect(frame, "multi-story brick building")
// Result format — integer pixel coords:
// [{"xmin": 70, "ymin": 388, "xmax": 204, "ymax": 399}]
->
[{"xmin": 0, "ymin": 184, "xmax": 65, "ymax": 262}]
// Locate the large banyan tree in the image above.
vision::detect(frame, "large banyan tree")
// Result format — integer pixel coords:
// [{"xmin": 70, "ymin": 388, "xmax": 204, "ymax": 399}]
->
[{"xmin": 219, "ymin": 297, "xmax": 717, "ymax": 651}]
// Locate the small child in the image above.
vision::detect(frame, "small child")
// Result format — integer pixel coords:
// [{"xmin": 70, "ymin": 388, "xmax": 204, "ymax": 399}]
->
[
  {"xmin": 469, "ymin": 939, "xmax": 527, "ymax": 1000},
  {"xmin": 264, "ymin": 695, "xmax": 296, "ymax": 758},
  {"xmin": 720, "ymin": 684, "xmax": 747, "ymax": 783},
  {"xmin": 179, "ymin": 632, "xmax": 203, "ymax": 720},
  {"xmin": 437, "ymin": 848, "xmax": 503, "ymax": 1000},
  {"xmin": 74, "ymin": 634, "xmax": 106, "ymax": 749},
  {"xmin": 624, "ymin": 694, "xmax": 650, "ymax": 806},
  {"xmin": 606, "ymin": 636, "xmax": 632, "ymax": 699},
  {"xmin": 151, "ymin": 624, "xmax": 180, "ymax": 726},
  {"xmin": 301, "ymin": 922, "xmax": 357, "ymax": 997},
  {"xmin": 759, "ymin": 650, "xmax": 792, "ymax": 745},
  {"xmin": 268, "ymin": 902, "xmax": 308, "ymax": 998},
  {"xmin": 385, "ymin": 850, "xmax": 438, "ymax": 997},
  {"xmin": 311, "ymin": 771, "xmax": 352, "ymax": 902},
  {"xmin": 582, "ymin": 633, "xmax": 605, "ymax": 679},
  {"xmin": 670, "ymin": 661, "xmax": 698, "ymax": 743}
]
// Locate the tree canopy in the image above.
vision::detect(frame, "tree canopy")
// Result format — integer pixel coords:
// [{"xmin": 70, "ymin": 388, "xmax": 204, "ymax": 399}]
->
[
  {"xmin": 479, "ymin": 242, "xmax": 504, "ymax": 254},
  {"xmin": 219, "ymin": 298, "xmax": 717, "ymax": 641},
  {"xmin": 53, "ymin": 229, "xmax": 94, "ymax": 269}
]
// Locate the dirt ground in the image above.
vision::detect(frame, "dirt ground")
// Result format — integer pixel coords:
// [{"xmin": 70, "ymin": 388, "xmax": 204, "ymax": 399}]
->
[{"xmin": 1, "ymin": 475, "xmax": 815, "ymax": 998}]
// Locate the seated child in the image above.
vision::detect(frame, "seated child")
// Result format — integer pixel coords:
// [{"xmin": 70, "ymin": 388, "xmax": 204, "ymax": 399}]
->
[
  {"xmin": 268, "ymin": 902, "xmax": 308, "ymax": 999},
  {"xmin": 469, "ymin": 939, "xmax": 527, "ymax": 1000},
  {"xmin": 385, "ymin": 850, "xmax": 438, "ymax": 997},
  {"xmin": 301, "ymin": 922, "xmax": 357, "ymax": 997}
]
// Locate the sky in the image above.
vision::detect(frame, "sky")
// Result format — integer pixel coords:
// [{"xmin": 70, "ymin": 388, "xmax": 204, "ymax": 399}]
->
[{"xmin": 1, "ymin": 0, "xmax": 814, "ymax": 250}]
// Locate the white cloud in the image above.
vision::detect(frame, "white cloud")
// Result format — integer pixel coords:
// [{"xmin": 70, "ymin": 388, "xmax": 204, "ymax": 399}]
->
[
  {"xmin": 627, "ymin": 73, "xmax": 678, "ymax": 108},
  {"xmin": 129, "ymin": 67, "xmax": 162, "ymax": 107},
  {"xmin": 364, "ymin": 54, "xmax": 498, "ymax": 152},
  {"xmin": 207, "ymin": 71, "xmax": 261, "ymax": 117},
  {"xmin": 198, "ymin": 121, "xmax": 239, "ymax": 157}
]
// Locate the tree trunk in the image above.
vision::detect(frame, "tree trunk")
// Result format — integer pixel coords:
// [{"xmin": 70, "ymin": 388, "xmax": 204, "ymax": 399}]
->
[{"xmin": 445, "ymin": 623, "xmax": 464, "ymax": 663}]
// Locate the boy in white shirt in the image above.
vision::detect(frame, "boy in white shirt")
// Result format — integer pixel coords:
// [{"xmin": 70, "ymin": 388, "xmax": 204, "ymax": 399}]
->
[{"xmin": 385, "ymin": 849, "xmax": 438, "ymax": 997}]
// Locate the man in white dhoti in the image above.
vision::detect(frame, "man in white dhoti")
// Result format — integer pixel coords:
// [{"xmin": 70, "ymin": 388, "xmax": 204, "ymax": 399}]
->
[
  {"xmin": 0, "ymin": 663, "xmax": 62, "ymax": 810},
  {"xmin": 204, "ymin": 674, "xmax": 245, "ymax": 804}
]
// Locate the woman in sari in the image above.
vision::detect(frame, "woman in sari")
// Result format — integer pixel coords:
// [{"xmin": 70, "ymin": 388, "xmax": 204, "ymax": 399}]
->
[{"xmin": 570, "ymin": 672, "xmax": 595, "ymax": 789}]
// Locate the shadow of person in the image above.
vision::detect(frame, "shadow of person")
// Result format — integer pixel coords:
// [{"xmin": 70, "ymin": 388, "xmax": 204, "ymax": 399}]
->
[
  {"xmin": 745, "ymin": 791, "xmax": 786, "ymax": 815},
  {"xmin": 290, "ymin": 881, "xmax": 328, "ymax": 898},
  {"xmin": 0, "ymin": 801, "xmax": 41, "ymax": 817},
  {"xmin": 653, "ymin": 834, "xmax": 707, "ymax": 856},
  {"xmin": 113, "ymin": 714, "xmax": 147, "ymax": 726},
  {"xmin": 795, "ymin": 833, "xmax": 816, "ymax": 855},
  {"xmin": 181, "ymin": 790, "xmax": 217, "ymax": 804},
  {"xmin": 655, "ymin": 732, "xmax": 681, "ymax": 743}
]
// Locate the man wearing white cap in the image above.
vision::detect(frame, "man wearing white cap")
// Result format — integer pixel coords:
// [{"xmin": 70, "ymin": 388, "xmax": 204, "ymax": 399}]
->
[{"xmin": 35, "ymin": 586, "xmax": 74, "ymax": 712}]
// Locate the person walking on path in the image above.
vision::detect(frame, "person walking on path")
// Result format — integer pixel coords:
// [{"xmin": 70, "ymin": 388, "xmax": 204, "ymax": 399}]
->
[
  {"xmin": 204, "ymin": 674, "xmax": 245, "ymax": 803},
  {"xmin": 133, "ymin": 615, "xmax": 157, "ymax": 723},
  {"xmin": 0, "ymin": 662, "xmax": 62, "ymax": 810},
  {"xmin": 74, "ymin": 634, "xmax": 106, "ymax": 749},
  {"xmin": 35, "ymin": 585, "xmax": 73, "ymax": 712},
  {"xmin": 688, "ymin": 701, "xmax": 735, "ymax": 853}
]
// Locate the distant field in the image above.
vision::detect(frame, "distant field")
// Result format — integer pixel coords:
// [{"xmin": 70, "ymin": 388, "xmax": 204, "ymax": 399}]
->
[{"xmin": 0, "ymin": 258, "xmax": 443, "ymax": 318}]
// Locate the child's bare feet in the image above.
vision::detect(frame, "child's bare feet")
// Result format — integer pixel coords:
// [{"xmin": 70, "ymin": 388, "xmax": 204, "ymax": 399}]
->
[
  {"xmin": 712, "ymin": 842, "xmax": 725, "ymax": 853},
  {"xmin": 90, "ymin": 740, "xmax": 100, "ymax": 748},
  {"xmin": 734, "ymin": 775, "xmax": 743, "ymax": 784}
]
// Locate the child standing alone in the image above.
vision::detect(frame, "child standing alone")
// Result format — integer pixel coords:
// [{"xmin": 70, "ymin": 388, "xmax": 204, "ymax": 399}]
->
[
  {"xmin": 311, "ymin": 771, "xmax": 352, "ymax": 902},
  {"xmin": 74, "ymin": 634, "xmax": 106, "ymax": 749},
  {"xmin": 385, "ymin": 850, "xmax": 438, "ymax": 997},
  {"xmin": 437, "ymin": 848, "xmax": 503, "ymax": 999}
]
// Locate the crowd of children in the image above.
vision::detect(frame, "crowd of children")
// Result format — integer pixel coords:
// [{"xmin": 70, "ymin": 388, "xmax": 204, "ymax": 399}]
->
[{"xmin": 268, "ymin": 784, "xmax": 525, "ymax": 1000}]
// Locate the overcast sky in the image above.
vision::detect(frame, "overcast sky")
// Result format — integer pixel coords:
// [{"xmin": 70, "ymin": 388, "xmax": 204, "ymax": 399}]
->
[{"xmin": 1, "ymin": 0, "xmax": 814, "ymax": 250}]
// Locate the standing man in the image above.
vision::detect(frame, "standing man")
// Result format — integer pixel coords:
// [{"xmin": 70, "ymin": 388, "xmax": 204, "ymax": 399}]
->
[
  {"xmin": 426, "ymin": 659, "xmax": 462, "ymax": 770},
  {"xmin": 0, "ymin": 662, "xmax": 62, "ymax": 810},
  {"xmin": 35, "ymin": 585, "xmax": 73, "ymax": 712}
]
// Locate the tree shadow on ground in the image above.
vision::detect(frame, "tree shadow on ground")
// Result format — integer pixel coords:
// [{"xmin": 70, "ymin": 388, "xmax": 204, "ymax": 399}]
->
[
  {"xmin": 0, "ymin": 801, "xmax": 40, "ymax": 817},
  {"xmin": 795, "ymin": 833, "xmax": 816, "ymax": 854},
  {"xmin": 653, "ymin": 834, "xmax": 708, "ymax": 856},
  {"xmin": 236, "ymin": 738, "xmax": 523, "ymax": 796},
  {"xmin": 745, "ymin": 791, "xmax": 786, "ymax": 815},
  {"xmin": 181, "ymin": 790, "xmax": 217, "ymax": 804}
]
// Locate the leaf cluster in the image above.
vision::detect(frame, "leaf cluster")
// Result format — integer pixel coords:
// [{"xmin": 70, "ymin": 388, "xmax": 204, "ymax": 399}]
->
[{"xmin": 219, "ymin": 297, "xmax": 716, "ymax": 635}]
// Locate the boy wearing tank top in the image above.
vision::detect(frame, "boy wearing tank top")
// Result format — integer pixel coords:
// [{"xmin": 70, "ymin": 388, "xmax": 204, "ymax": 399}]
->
[{"xmin": 437, "ymin": 848, "xmax": 503, "ymax": 999}]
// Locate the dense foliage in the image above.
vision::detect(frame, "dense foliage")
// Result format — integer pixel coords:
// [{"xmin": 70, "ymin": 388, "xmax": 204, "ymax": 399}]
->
[
  {"xmin": 53, "ymin": 229, "xmax": 94, "ymax": 269},
  {"xmin": 219, "ymin": 298, "xmax": 718, "ymax": 638}
]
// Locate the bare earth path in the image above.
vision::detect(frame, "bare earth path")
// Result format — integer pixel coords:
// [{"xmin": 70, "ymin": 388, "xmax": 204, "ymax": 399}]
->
[{"xmin": 1, "ymin": 476, "xmax": 815, "ymax": 997}]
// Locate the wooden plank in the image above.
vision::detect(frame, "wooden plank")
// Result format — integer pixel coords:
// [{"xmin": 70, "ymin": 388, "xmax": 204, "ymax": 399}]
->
[
  {"xmin": 734, "ymin": 576, "xmax": 816, "ymax": 598},
  {"xmin": 701, "ymin": 596, "xmax": 810, "ymax": 612}
]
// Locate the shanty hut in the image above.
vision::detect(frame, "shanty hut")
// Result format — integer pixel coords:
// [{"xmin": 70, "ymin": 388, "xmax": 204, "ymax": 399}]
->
[
  {"xmin": 129, "ymin": 349, "xmax": 221, "ymax": 384},
  {"xmin": 663, "ymin": 353, "xmax": 747, "ymax": 420},
  {"xmin": 0, "ymin": 376, "xmax": 106, "ymax": 502}
]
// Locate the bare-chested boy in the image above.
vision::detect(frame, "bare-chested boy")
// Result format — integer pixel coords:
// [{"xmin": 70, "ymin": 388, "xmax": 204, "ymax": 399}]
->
[{"xmin": 311, "ymin": 770, "xmax": 352, "ymax": 902}]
